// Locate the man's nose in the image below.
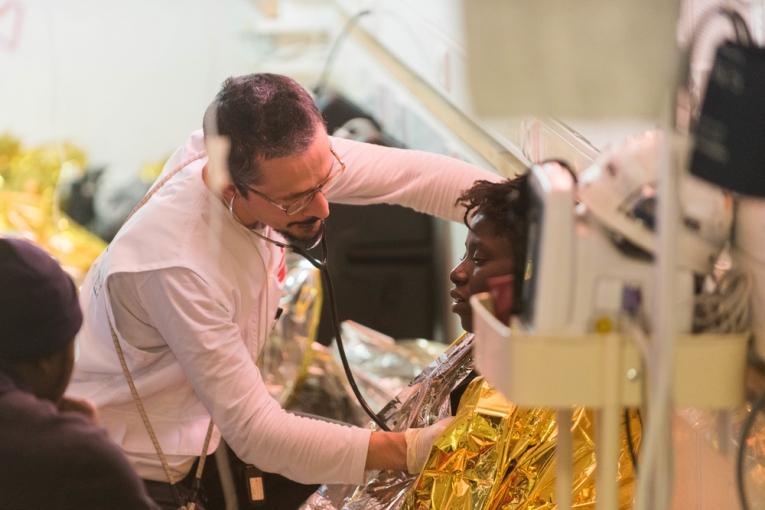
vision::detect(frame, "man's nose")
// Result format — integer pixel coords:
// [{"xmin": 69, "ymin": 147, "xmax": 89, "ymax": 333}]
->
[{"xmin": 305, "ymin": 191, "xmax": 330, "ymax": 220}]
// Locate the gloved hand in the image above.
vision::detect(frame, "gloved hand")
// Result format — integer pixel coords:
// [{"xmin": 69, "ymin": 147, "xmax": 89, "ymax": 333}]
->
[{"xmin": 404, "ymin": 418, "xmax": 454, "ymax": 474}]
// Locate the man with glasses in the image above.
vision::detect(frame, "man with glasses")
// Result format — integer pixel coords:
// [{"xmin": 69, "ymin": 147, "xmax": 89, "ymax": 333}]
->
[{"xmin": 69, "ymin": 73, "xmax": 499, "ymax": 508}]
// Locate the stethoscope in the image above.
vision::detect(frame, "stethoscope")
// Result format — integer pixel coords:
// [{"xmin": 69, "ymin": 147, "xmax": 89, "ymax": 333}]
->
[{"xmin": 228, "ymin": 194, "xmax": 391, "ymax": 431}]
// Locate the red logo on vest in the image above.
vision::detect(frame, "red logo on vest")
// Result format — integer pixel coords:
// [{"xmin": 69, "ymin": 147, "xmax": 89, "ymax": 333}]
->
[{"xmin": 277, "ymin": 248, "xmax": 286, "ymax": 283}]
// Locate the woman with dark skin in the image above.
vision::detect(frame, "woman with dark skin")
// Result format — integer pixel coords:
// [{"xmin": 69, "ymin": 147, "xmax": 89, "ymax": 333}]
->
[
  {"xmin": 449, "ymin": 175, "xmax": 528, "ymax": 332},
  {"xmin": 318, "ymin": 173, "xmax": 637, "ymax": 509},
  {"xmin": 307, "ymin": 173, "xmax": 597, "ymax": 510},
  {"xmin": 430, "ymin": 174, "xmax": 639, "ymax": 510},
  {"xmin": 448, "ymin": 174, "xmax": 529, "ymax": 410}
]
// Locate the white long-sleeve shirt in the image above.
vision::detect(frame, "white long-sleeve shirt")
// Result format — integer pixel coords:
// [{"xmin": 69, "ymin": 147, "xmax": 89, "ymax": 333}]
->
[{"xmin": 70, "ymin": 130, "xmax": 499, "ymax": 484}]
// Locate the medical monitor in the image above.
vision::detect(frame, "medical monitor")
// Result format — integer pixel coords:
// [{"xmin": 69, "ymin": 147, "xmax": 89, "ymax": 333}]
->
[{"xmin": 520, "ymin": 162, "xmax": 576, "ymax": 333}]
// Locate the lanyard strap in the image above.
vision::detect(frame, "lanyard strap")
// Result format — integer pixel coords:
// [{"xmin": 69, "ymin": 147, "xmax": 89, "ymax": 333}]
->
[
  {"xmin": 126, "ymin": 153, "xmax": 207, "ymax": 223},
  {"xmin": 109, "ymin": 152, "xmax": 213, "ymax": 510}
]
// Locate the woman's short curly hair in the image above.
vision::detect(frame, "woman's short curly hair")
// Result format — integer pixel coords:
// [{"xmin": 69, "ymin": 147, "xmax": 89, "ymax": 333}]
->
[
  {"xmin": 457, "ymin": 174, "xmax": 529, "ymax": 249},
  {"xmin": 456, "ymin": 173, "xmax": 529, "ymax": 304}
]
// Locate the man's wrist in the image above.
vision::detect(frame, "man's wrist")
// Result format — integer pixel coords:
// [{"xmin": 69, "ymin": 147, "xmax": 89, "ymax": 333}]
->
[{"xmin": 365, "ymin": 431, "xmax": 407, "ymax": 471}]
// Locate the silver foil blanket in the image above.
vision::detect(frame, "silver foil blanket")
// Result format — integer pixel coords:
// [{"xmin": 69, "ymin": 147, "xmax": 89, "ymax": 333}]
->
[{"xmin": 301, "ymin": 333, "xmax": 475, "ymax": 510}]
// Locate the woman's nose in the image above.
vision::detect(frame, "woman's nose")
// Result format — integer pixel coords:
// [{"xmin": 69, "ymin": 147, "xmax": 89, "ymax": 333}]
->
[{"xmin": 450, "ymin": 260, "xmax": 470, "ymax": 286}]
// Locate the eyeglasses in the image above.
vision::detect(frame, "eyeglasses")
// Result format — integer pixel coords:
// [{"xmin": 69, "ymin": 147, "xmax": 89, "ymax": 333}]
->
[{"xmin": 246, "ymin": 146, "xmax": 346, "ymax": 216}]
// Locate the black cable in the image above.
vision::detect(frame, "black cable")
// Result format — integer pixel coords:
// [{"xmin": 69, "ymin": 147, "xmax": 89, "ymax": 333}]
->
[
  {"xmin": 737, "ymin": 391, "xmax": 765, "ymax": 510},
  {"xmin": 624, "ymin": 408, "xmax": 639, "ymax": 473},
  {"xmin": 320, "ymin": 254, "xmax": 391, "ymax": 431},
  {"xmin": 313, "ymin": 9, "xmax": 373, "ymax": 96},
  {"xmin": 290, "ymin": 233, "xmax": 390, "ymax": 431},
  {"xmin": 250, "ymin": 223, "xmax": 389, "ymax": 430}
]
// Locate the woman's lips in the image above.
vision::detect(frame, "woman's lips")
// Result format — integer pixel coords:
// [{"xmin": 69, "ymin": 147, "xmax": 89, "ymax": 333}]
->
[{"xmin": 450, "ymin": 290, "xmax": 470, "ymax": 314}]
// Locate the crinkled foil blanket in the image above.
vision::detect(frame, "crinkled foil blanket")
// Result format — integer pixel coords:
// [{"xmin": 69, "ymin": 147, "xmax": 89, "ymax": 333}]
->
[
  {"xmin": 262, "ymin": 259, "xmax": 446, "ymax": 426},
  {"xmin": 0, "ymin": 134, "xmax": 105, "ymax": 282},
  {"xmin": 302, "ymin": 333, "xmax": 476, "ymax": 509},
  {"xmin": 404, "ymin": 377, "xmax": 639, "ymax": 510},
  {"xmin": 303, "ymin": 338, "xmax": 640, "ymax": 510}
]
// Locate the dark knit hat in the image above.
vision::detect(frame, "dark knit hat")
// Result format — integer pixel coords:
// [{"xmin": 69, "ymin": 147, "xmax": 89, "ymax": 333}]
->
[{"xmin": 0, "ymin": 237, "xmax": 83, "ymax": 361}]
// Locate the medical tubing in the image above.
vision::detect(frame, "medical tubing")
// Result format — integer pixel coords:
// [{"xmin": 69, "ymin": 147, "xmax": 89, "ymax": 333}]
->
[{"xmin": 290, "ymin": 239, "xmax": 391, "ymax": 432}]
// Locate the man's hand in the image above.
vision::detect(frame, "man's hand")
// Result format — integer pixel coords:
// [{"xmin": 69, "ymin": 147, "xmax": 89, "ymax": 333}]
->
[
  {"xmin": 404, "ymin": 418, "xmax": 454, "ymax": 474},
  {"xmin": 364, "ymin": 417, "xmax": 454, "ymax": 473},
  {"xmin": 58, "ymin": 396, "xmax": 99, "ymax": 423}
]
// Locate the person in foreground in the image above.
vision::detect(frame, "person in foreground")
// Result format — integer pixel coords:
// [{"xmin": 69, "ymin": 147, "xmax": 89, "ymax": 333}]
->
[{"xmin": 0, "ymin": 237, "xmax": 159, "ymax": 510}]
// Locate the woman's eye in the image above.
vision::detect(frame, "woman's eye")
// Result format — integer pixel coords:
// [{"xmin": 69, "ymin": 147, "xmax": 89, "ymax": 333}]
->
[{"xmin": 472, "ymin": 256, "xmax": 488, "ymax": 266}]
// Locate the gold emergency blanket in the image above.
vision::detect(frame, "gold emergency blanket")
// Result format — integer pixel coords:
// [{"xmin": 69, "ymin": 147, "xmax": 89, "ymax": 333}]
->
[
  {"xmin": 0, "ymin": 134, "xmax": 105, "ymax": 281},
  {"xmin": 404, "ymin": 377, "xmax": 640, "ymax": 510},
  {"xmin": 302, "ymin": 334, "xmax": 476, "ymax": 510}
]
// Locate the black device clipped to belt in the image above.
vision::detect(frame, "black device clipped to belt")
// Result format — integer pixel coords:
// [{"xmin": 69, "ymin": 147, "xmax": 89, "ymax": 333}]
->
[{"xmin": 689, "ymin": 8, "xmax": 765, "ymax": 196}]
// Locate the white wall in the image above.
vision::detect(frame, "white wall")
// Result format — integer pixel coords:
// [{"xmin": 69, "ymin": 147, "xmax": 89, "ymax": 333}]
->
[
  {"xmin": 0, "ymin": 0, "xmax": 260, "ymax": 182},
  {"xmin": 333, "ymin": 0, "xmax": 473, "ymax": 114}
]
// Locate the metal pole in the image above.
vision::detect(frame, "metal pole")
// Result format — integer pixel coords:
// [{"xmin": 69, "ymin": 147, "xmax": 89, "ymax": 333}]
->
[{"xmin": 556, "ymin": 408, "xmax": 573, "ymax": 510}]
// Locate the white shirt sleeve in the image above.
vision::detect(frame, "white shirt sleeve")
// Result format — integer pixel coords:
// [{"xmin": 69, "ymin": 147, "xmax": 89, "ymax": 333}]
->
[
  {"xmin": 326, "ymin": 137, "xmax": 502, "ymax": 222},
  {"xmin": 109, "ymin": 267, "xmax": 371, "ymax": 485}
]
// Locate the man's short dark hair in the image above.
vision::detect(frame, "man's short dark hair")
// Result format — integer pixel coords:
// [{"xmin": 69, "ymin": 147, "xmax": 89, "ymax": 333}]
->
[
  {"xmin": 456, "ymin": 174, "xmax": 529, "ymax": 303},
  {"xmin": 204, "ymin": 73, "xmax": 324, "ymax": 195}
]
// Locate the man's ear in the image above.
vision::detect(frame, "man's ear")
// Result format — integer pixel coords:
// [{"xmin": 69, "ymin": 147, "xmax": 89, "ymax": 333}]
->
[{"xmin": 221, "ymin": 182, "xmax": 238, "ymax": 202}]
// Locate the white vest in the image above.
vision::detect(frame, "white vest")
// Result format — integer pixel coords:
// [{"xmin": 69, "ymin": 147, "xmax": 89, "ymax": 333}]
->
[{"xmin": 70, "ymin": 131, "xmax": 283, "ymax": 457}]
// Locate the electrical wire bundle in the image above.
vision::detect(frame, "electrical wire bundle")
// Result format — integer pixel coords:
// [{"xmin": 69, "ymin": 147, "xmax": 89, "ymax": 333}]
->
[
  {"xmin": 692, "ymin": 249, "xmax": 764, "ymax": 510},
  {"xmin": 693, "ymin": 251, "xmax": 751, "ymax": 334}
]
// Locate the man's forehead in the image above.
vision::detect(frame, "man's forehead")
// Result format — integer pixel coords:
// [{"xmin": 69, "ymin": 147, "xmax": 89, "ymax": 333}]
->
[{"xmin": 256, "ymin": 139, "xmax": 334, "ymax": 197}]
